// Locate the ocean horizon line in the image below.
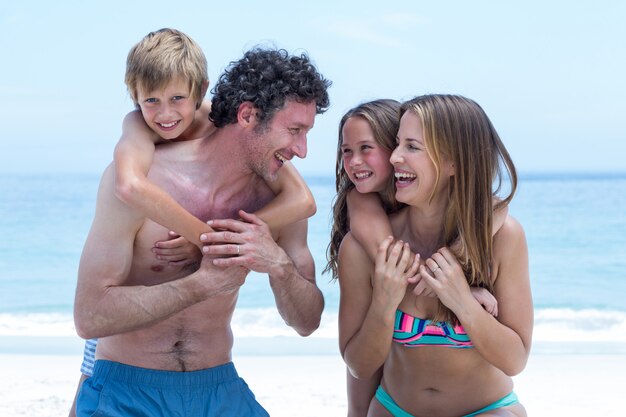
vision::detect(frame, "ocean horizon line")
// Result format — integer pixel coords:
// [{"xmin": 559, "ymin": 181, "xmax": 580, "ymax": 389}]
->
[{"xmin": 2, "ymin": 170, "xmax": 626, "ymax": 181}]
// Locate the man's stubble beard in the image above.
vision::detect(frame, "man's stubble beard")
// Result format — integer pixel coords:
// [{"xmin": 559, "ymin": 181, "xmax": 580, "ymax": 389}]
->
[{"xmin": 244, "ymin": 126, "xmax": 280, "ymax": 184}]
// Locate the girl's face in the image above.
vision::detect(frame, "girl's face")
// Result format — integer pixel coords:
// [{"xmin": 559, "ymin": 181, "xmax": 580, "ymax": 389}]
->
[
  {"xmin": 341, "ymin": 116, "xmax": 393, "ymax": 194},
  {"xmin": 390, "ymin": 111, "xmax": 453, "ymax": 206}
]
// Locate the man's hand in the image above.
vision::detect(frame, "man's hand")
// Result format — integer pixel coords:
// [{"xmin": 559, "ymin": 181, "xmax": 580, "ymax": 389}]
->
[
  {"xmin": 196, "ymin": 254, "xmax": 248, "ymax": 298},
  {"xmin": 200, "ymin": 210, "xmax": 288, "ymax": 275}
]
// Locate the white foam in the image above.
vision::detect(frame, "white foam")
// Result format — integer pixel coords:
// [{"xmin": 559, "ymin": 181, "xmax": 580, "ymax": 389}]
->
[
  {"xmin": 533, "ymin": 308, "xmax": 626, "ymax": 342},
  {"xmin": 2, "ymin": 308, "xmax": 625, "ymax": 342},
  {"xmin": 231, "ymin": 308, "xmax": 339, "ymax": 338},
  {"xmin": 0, "ymin": 313, "xmax": 76, "ymax": 336},
  {"xmin": 0, "ymin": 310, "xmax": 340, "ymax": 338}
]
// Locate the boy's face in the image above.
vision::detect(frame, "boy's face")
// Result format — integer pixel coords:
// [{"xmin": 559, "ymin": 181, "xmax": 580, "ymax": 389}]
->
[{"xmin": 136, "ymin": 77, "xmax": 197, "ymax": 140}]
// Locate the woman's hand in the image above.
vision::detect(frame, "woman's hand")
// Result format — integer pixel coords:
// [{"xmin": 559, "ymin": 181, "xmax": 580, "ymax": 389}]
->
[
  {"xmin": 420, "ymin": 247, "xmax": 475, "ymax": 313},
  {"xmin": 373, "ymin": 237, "xmax": 420, "ymax": 308},
  {"xmin": 152, "ymin": 231, "xmax": 202, "ymax": 266}
]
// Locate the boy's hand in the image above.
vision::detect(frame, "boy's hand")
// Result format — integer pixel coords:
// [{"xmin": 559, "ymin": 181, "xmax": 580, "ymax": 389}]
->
[{"xmin": 152, "ymin": 231, "xmax": 202, "ymax": 266}]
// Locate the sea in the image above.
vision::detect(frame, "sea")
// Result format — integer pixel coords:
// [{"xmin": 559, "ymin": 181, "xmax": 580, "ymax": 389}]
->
[{"xmin": 1, "ymin": 172, "xmax": 626, "ymax": 353}]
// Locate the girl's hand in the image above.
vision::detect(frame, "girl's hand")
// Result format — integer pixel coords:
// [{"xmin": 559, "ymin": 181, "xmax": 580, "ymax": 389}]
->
[
  {"xmin": 409, "ymin": 276, "xmax": 436, "ymax": 298},
  {"xmin": 408, "ymin": 256, "xmax": 436, "ymax": 298},
  {"xmin": 373, "ymin": 237, "xmax": 420, "ymax": 308},
  {"xmin": 420, "ymin": 247, "xmax": 475, "ymax": 313},
  {"xmin": 470, "ymin": 287, "xmax": 498, "ymax": 317},
  {"xmin": 152, "ymin": 231, "xmax": 202, "ymax": 266}
]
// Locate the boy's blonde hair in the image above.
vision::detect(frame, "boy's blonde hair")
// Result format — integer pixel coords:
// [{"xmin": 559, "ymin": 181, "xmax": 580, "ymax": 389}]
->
[{"xmin": 125, "ymin": 28, "xmax": 208, "ymax": 108}]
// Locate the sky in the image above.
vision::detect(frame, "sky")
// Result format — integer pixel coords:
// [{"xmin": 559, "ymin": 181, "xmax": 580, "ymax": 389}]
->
[{"xmin": 1, "ymin": 0, "xmax": 624, "ymax": 176}]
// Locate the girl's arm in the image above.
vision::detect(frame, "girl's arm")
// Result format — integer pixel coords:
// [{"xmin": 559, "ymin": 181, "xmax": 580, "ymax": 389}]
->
[
  {"xmin": 114, "ymin": 111, "xmax": 213, "ymax": 248},
  {"xmin": 347, "ymin": 189, "xmax": 392, "ymax": 261},
  {"xmin": 261, "ymin": 161, "xmax": 316, "ymax": 239}
]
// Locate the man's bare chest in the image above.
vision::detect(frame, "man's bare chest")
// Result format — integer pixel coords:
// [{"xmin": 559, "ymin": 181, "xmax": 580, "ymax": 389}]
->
[{"xmin": 152, "ymin": 169, "xmax": 273, "ymax": 222}]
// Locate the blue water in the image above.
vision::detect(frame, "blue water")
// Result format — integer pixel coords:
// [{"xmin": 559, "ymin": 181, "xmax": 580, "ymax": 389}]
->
[{"xmin": 1, "ymin": 173, "xmax": 625, "ymax": 342}]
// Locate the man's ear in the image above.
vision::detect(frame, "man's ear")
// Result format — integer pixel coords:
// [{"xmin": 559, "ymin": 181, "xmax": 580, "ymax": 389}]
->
[{"xmin": 237, "ymin": 102, "xmax": 256, "ymax": 126}]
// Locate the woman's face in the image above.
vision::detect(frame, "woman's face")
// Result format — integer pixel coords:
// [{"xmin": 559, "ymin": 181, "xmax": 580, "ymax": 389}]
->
[
  {"xmin": 390, "ymin": 111, "xmax": 453, "ymax": 206},
  {"xmin": 341, "ymin": 116, "xmax": 393, "ymax": 194}
]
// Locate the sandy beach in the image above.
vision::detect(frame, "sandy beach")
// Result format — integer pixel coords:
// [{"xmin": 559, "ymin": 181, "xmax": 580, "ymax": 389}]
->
[{"xmin": 1, "ymin": 337, "xmax": 624, "ymax": 417}]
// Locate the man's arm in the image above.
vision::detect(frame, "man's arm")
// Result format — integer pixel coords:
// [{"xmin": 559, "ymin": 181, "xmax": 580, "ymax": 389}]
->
[
  {"xmin": 73, "ymin": 165, "xmax": 245, "ymax": 339},
  {"xmin": 268, "ymin": 215, "xmax": 324, "ymax": 336},
  {"xmin": 202, "ymin": 210, "xmax": 324, "ymax": 336}
]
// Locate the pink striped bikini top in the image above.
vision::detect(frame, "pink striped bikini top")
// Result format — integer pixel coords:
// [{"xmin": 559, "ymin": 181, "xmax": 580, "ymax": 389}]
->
[{"xmin": 392, "ymin": 309, "xmax": 473, "ymax": 348}]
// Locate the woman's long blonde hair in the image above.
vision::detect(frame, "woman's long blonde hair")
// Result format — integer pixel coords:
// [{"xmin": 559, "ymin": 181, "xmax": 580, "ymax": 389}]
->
[{"xmin": 402, "ymin": 94, "xmax": 517, "ymax": 324}]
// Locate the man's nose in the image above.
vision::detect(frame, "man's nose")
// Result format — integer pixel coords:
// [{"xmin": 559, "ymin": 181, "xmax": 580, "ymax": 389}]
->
[{"xmin": 292, "ymin": 135, "xmax": 307, "ymax": 159}]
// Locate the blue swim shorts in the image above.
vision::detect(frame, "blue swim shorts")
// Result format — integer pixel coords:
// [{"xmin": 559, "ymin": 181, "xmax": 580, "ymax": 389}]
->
[{"xmin": 77, "ymin": 360, "xmax": 269, "ymax": 417}]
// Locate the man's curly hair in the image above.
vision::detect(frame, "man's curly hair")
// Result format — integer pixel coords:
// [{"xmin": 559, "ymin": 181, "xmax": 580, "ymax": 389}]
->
[{"xmin": 209, "ymin": 48, "xmax": 331, "ymax": 128}]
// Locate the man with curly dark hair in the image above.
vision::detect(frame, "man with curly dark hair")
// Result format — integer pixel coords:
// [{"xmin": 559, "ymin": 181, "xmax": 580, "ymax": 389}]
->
[
  {"xmin": 74, "ymin": 46, "xmax": 330, "ymax": 417},
  {"xmin": 210, "ymin": 48, "xmax": 330, "ymax": 128}
]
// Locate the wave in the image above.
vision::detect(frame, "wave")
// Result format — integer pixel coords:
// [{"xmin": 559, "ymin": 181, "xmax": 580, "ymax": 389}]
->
[
  {"xmin": 0, "ymin": 312, "xmax": 75, "ymax": 337},
  {"xmin": 533, "ymin": 308, "xmax": 626, "ymax": 342},
  {"xmin": 0, "ymin": 309, "xmax": 340, "ymax": 339},
  {"xmin": 2, "ymin": 308, "xmax": 626, "ymax": 343}
]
